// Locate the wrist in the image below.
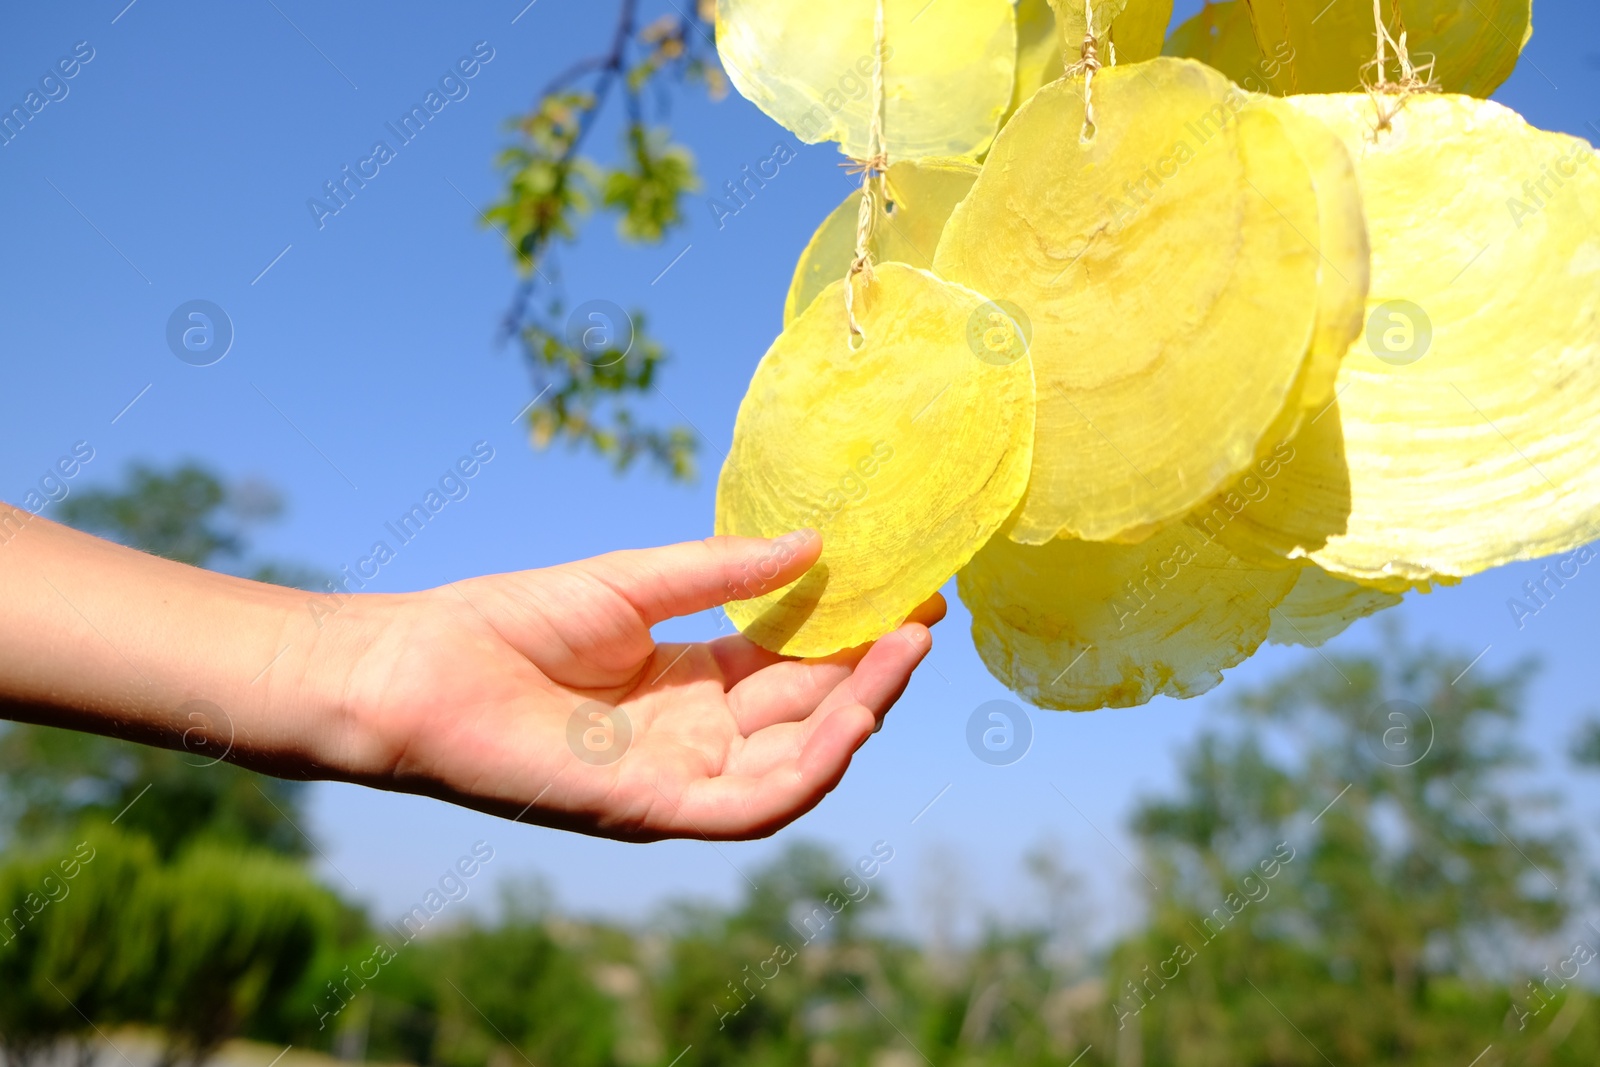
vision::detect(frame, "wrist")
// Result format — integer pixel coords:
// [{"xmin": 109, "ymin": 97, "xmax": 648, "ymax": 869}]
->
[
  {"xmin": 281, "ymin": 586, "xmax": 470, "ymax": 792},
  {"xmin": 271, "ymin": 587, "xmax": 410, "ymax": 785}
]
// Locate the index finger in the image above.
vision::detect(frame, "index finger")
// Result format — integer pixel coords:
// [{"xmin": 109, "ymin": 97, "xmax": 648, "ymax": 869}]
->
[{"xmin": 570, "ymin": 530, "xmax": 822, "ymax": 628}]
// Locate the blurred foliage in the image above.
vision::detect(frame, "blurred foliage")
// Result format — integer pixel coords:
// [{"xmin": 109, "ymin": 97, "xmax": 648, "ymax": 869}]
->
[
  {"xmin": 0, "ymin": 827, "xmax": 155, "ymax": 1067},
  {"xmin": 1, "ymin": 462, "xmax": 321, "ymax": 860},
  {"xmin": 10, "ymin": 631, "xmax": 1599, "ymax": 1065},
  {"xmin": 137, "ymin": 844, "xmax": 337, "ymax": 1067},
  {"xmin": 519, "ymin": 304, "xmax": 696, "ymax": 481},
  {"xmin": 487, "ymin": 0, "xmax": 724, "ymax": 482},
  {"xmin": 0, "ymin": 722, "xmax": 309, "ymax": 861},
  {"xmin": 5, "ymin": 455, "xmax": 1600, "ymax": 1063},
  {"xmin": 0, "ymin": 826, "xmax": 336, "ymax": 1067},
  {"xmin": 1110, "ymin": 629, "xmax": 1585, "ymax": 1064},
  {"xmin": 57, "ymin": 462, "xmax": 326, "ymax": 588},
  {"xmin": 1572, "ymin": 717, "xmax": 1600, "ymax": 769}
]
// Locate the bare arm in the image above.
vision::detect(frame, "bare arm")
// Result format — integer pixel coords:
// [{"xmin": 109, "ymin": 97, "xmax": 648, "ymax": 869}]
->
[{"xmin": 0, "ymin": 506, "xmax": 942, "ymax": 841}]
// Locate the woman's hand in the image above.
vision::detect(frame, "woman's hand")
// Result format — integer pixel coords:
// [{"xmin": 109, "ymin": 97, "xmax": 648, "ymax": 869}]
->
[{"xmin": 329, "ymin": 531, "xmax": 944, "ymax": 841}]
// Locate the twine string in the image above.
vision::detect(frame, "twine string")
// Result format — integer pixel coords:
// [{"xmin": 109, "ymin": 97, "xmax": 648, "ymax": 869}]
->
[
  {"xmin": 844, "ymin": 0, "xmax": 888, "ymax": 347},
  {"xmin": 1363, "ymin": 0, "xmax": 1437, "ymax": 133},
  {"xmin": 1065, "ymin": 0, "xmax": 1103, "ymax": 141}
]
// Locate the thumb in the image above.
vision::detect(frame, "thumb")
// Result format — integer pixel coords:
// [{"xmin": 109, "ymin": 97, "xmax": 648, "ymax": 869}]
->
[{"xmin": 572, "ymin": 530, "xmax": 822, "ymax": 627}]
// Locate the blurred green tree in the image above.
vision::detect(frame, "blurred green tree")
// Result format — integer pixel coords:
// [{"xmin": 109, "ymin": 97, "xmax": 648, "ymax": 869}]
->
[
  {"xmin": 308, "ymin": 881, "xmax": 622, "ymax": 1067},
  {"xmin": 0, "ymin": 722, "xmax": 310, "ymax": 860},
  {"xmin": 57, "ymin": 461, "xmax": 324, "ymax": 586},
  {"xmin": 0, "ymin": 828, "xmax": 337, "ymax": 1067},
  {"xmin": 650, "ymin": 841, "xmax": 902, "ymax": 1067},
  {"xmin": 430, "ymin": 888, "xmax": 619, "ymax": 1067},
  {"xmin": 2, "ymin": 462, "xmax": 324, "ymax": 859},
  {"xmin": 1106, "ymin": 630, "xmax": 1592, "ymax": 1065},
  {"xmin": 0, "ymin": 825, "xmax": 157, "ymax": 1067},
  {"xmin": 1571, "ymin": 717, "xmax": 1600, "ymax": 769},
  {"xmin": 131, "ymin": 843, "xmax": 338, "ymax": 1067}
]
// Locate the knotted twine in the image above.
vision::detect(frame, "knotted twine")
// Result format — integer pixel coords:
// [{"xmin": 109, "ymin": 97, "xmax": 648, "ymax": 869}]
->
[
  {"xmin": 844, "ymin": 0, "xmax": 889, "ymax": 348},
  {"xmin": 1363, "ymin": 0, "xmax": 1437, "ymax": 133},
  {"xmin": 1065, "ymin": 0, "xmax": 1108, "ymax": 142}
]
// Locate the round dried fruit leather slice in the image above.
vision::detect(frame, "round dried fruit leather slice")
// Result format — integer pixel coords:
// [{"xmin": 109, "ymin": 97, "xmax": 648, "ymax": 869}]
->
[
  {"xmin": 716, "ymin": 263, "xmax": 1035, "ymax": 657},
  {"xmin": 715, "ymin": 0, "xmax": 1016, "ymax": 162},
  {"xmin": 933, "ymin": 58, "xmax": 1322, "ymax": 544},
  {"xmin": 1244, "ymin": 0, "xmax": 1530, "ymax": 97},
  {"xmin": 1216, "ymin": 93, "xmax": 1600, "ymax": 591},
  {"xmin": 959, "ymin": 523, "xmax": 1298, "ymax": 711},
  {"xmin": 783, "ymin": 159, "xmax": 979, "ymax": 326},
  {"xmin": 1266, "ymin": 565, "xmax": 1402, "ymax": 648}
]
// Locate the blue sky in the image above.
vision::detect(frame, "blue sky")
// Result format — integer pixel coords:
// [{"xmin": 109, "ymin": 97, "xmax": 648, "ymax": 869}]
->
[{"xmin": 2, "ymin": 0, "xmax": 1598, "ymax": 939}]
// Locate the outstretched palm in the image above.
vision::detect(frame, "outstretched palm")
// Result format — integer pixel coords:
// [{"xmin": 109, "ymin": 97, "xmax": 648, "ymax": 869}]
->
[{"xmin": 344, "ymin": 532, "xmax": 942, "ymax": 841}]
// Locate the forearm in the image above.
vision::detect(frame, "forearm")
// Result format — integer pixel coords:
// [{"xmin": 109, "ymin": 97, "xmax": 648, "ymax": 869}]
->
[{"xmin": 0, "ymin": 504, "xmax": 360, "ymax": 777}]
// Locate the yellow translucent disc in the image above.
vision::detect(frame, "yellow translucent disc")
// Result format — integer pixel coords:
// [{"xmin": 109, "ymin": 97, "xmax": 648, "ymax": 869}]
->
[
  {"xmin": 715, "ymin": 0, "xmax": 1017, "ymax": 161},
  {"xmin": 1187, "ymin": 93, "xmax": 1369, "ymax": 509},
  {"xmin": 960, "ymin": 524, "xmax": 1299, "ymax": 710},
  {"xmin": 1259, "ymin": 95, "xmax": 1369, "ymax": 415},
  {"xmin": 783, "ymin": 159, "xmax": 979, "ymax": 326},
  {"xmin": 1243, "ymin": 0, "xmax": 1531, "ymax": 97},
  {"xmin": 1163, "ymin": 1, "xmax": 1293, "ymax": 98},
  {"xmin": 933, "ymin": 59, "xmax": 1324, "ymax": 544},
  {"xmin": 716, "ymin": 263, "xmax": 1035, "ymax": 656},
  {"xmin": 1266, "ymin": 565, "xmax": 1402, "ymax": 648},
  {"xmin": 1048, "ymin": 0, "xmax": 1130, "ymax": 47},
  {"xmin": 1108, "ymin": 0, "xmax": 1174, "ymax": 63},
  {"xmin": 1008, "ymin": 0, "xmax": 1063, "ymax": 122},
  {"xmin": 1047, "ymin": 0, "xmax": 1173, "ymax": 66},
  {"xmin": 1216, "ymin": 94, "xmax": 1600, "ymax": 590}
]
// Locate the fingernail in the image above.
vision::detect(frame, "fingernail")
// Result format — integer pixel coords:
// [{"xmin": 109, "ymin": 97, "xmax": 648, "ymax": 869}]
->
[{"xmin": 776, "ymin": 528, "xmax": 819, "ymax": 545}]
